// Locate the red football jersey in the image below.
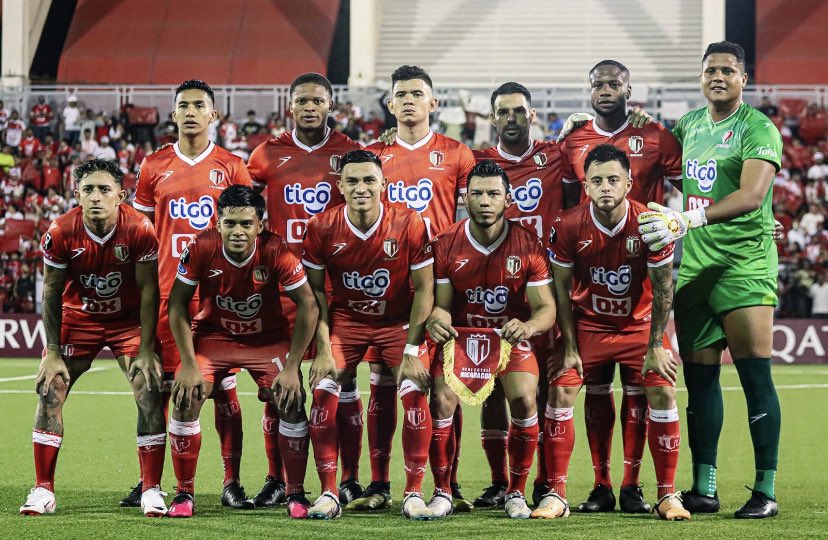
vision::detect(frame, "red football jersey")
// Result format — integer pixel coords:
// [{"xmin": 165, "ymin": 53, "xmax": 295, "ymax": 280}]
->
[
  {"xmin": 433, "ymin": 219, "xmax": 551, "ymax": 328},
  {"xmin": 31, "ymin": 104, "xmax": 52, "ymax": 127},
  {"xmin": 368, "ymin": 131, "xmax": 475, "ymax": 237},
  {"xmin": 41, "ymin": 205, "xmax": 159, "ymax": 325},
  {"xmin": 302, "ymin": 204, "xmax": 433, "ymax": 324},
  {"xmin": 247, "ymin": 128, "xmax": 359, "ymax": 250},
  {"xmin": 474, "ymin": 141, "xmax": 576, "ymax": 238},
  {"xmin": 547, "ymin": 199, "xmax": 673, "ymax": 333},
  {"xmin": 561, "ymin": 119, "xmax": 682, "ymax": 204},
  {"xmin": 176, "ymin": 229, "xmax": 306, "ymax": 345},
  {"xmin": 132, "ymin": 142, "xmax": 252, "ymax": 297}
]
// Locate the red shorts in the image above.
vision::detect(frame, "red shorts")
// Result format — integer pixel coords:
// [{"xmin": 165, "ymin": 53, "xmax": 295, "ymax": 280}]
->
[
  {"xmin": 157, "ymin": 297, "xmax": 199, "ymax": 373},
  {"xmin": 552, "ymin": 329, "xmax": 671, "ymax": 387},
  {"xmin": 432, "ymin": 338, "xmax": 540, "ymax": 378},
  {"xmin": 51, "ymin": 321, "xmax": 141, "ymax": 361},
  {"xmin": 193, "ymin": 335, "xmax": 288, "ymax": 389},
  {"xmin": 330, "ymin": 316, "xmax": 428, "ymax": 371}
]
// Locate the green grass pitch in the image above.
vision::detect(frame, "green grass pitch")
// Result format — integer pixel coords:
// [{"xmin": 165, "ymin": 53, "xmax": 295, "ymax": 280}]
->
[{"xmin": 1, "ymin": 359, "xmax": 826, "ymax": 539}]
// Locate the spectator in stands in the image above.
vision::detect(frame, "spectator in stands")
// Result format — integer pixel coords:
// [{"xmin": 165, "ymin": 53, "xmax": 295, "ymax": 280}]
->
[
  {"xmin": 97, "ymin": 136, "xmax": 117, "ymax": 160},
  {"xmin": 79, "ymin": 109, "xmax": 96, "ymax": 139},
  {"xmin": 0, "ymin": 100, "xmax": 9, "ymax": 143},
  {"xmin": 800, "ymin": 204, "xmax": 825, "ymax": 238},
  {"xmin": 0, "ymin": 145, "xmax": 14, "ymax": 174},
  {"xmin": 12, "ymin": 263, "xmax": 35, "ymax": 313},
  {"xmin": 267, "ymin": 113, "xmax": 286, "ymax": 137},
  {"xmin": 810, "ymin": 273, "xmax": 828, "ymax": 318},
  {"xmin": 758, "ymin": 96, "xmax": 779, "ymax": 117},
  {"xmin": 807, "ymin": 152, "xmax": 828, "ymax": 181},
  {"xmin": 108, "ymin": 118, "xmax": 125, "ymax": 151},
  {"xmin": 20, "ymin": 128, "xmax": 42, "ymax": 159},
  {"xmin": 80, "ymin": 129, "xmax": 99, "ymax": 158},
  {"xmin": 786, "ymin": 137, "xmax": 812, "ymax": 171},
  {"xmin": 359, "ymin": 110, "xmax": 383, "ymax": 140},
  {"xmin": 218, "ymin": 114, "xmax": 239, "ymax": 148},
  {"xmin": 546, "ymin": 112, "xmax": 564, "ymax": 140},
  {"xmin": 5, "ymin": 110, "xmax": 25, "ymax": 148},
  {"xmin": 29, "ymin": 96, "xmax": 53, "ymax": 142},
  {"xmin": 241, "ymin": 109, "xmax": 263, "ymax": 137},
  {"xmin": 61, "ymin": 96, "xmax": 82, "ymax": 145}
]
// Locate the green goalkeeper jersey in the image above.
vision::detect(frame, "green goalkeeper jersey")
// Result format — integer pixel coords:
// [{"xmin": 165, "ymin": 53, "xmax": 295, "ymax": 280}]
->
[{"xmin": 672, "ymin": 102, "xmax": 782, "ymax": 282}]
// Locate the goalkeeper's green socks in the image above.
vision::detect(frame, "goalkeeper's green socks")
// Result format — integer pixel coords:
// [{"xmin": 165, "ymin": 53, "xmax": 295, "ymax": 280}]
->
[
  {"xmin": 683, "ymin": 363, "xmax": 723, "ymax": 497},
  {"xmin": 735, "ymin": 358, "xmax": 781, "ymax": 500}
]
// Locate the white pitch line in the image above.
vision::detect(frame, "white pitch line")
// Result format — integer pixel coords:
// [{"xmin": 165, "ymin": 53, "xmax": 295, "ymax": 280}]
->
[
  {"xmin": 0, "ymin": 366, "xmax": 110, "ymax": 383},
  {"xmin": 0, "ymin": 383, "xmax": 826, "ymax": 396}
]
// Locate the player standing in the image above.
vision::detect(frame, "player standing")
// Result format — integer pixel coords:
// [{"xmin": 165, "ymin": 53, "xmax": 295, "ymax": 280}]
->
[
  {"xmin": 426, "ymin": 160, "xmax": 556, "ymax": 519},
  {"xmin": 247, "ymin": 72, "xmax": 362, "ymax": 506},
  {"xmin": 638, "ymin": 41, "xmax": 783, "ymax": 518},
  {"xmin": 302, "ymin": 149, "xmax": 435, "ymax": 520},
  {"xmin": 131, "ymin": 80, "xmax": 254, "ymax": 509},
  {"xmin": 166, "ymin": 186, "xmax": 318, "ymax": 518},
  {"xmin": 559, "ymin": 60, "xmax": 683, "ymax": 513},
  {"xmin": 538, "ymin": 144, "xmax": 689, "ymax": 521},
  {"xmin": 20, "ymin": 160, "xmax": 166, "ymax": 517},
  {"xmin": 471, "ymin": 82, "xmax": 575, "ymax": 508}
]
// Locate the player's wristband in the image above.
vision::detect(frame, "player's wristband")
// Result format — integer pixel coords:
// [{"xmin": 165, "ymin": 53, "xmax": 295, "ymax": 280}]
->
[
  {"xmin": 403, "ymin": 344, "xmax": 420, "ymax": 357},
  {"xmin": 683, "ymin": 206, "xmax": 707, "ymax": 229}
]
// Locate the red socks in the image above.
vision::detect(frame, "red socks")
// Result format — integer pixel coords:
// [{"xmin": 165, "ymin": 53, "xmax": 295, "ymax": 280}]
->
[
  {"xmin": 400, "ymin": 381, "xmax": 431, "ymax": 495},
  {"xmin": 367, "ymin": 373, "xmax": 397, "ymax": 483},
  {"xmin": 450, "ymin": 405, "xmax": 463, "ymax": 486},
  {"xmin": 213, "ymin": 376, "xmax": 243, "ymax": 486},
  {"xmin": 621, "ymin": 386, "xmax": 649, "ymax": 488},
  {"xmin": 169, "ymin": 419, "xmax": 202, "ymax": 494},
  {"xmin": 507, "ymin": 415, "xmax": 539, "ymax": 495},
  {"xmin": 429, "ymin": 416, "xmax": 455, "ymax": 494},
  {"xmin": 278, "ymin": 420, "xmax": 310, "ymax": 496},
  {"xmin": 648, "ymin": 408, "xmax": 680, "ymax": 498},
  {"xmin": 262, "ymin": 403, "xmax": 284, "ymax": 481},
  {"xmin": 543, "ymin": 405, "xmax": 575, "ymax": 499},
  {"xmin": 481, "ymin": 429, "xmax": 509, "ymax": 485},
  {"xmin": 337, "ymin": 387, "xmax": 363, "ymax": 483},
  {"xmin": 309, "ymin": 378, "xmax": 340, "ymax": 495},
  {"xmin": 137, "ymin": 433, "xmax": 166, "ymax": 490},
  {"xmin": 32, "ymin": 430, "xmax": 62, "ymax": 492},
  {"xmin": 584, "ymin": 383, "xmax": 614, "ymax": 488}
]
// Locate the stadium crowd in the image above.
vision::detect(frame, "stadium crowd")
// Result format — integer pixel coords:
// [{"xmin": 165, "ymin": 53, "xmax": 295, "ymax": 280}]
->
[{"xmin": 0, "ymin": 95, "xmax": 825, "ymax": 317}]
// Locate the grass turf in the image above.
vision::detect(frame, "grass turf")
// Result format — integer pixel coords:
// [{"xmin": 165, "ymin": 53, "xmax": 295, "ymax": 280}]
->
[{"xmin": 1, "ymin": 360, "xmax": 826, "ymax": 539}]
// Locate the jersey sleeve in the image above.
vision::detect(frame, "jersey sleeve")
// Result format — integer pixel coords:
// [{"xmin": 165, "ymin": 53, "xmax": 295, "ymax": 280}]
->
[
  {"xmin": 547, "ymin": 216, "xmax": 574, "ymax": 267},
  {"xmin": 246, "ymin": 145, "xmax": 268, "ymax": 190},
  {"xmin": 742, "ymin": 117, "xmax": 783, "ymax": 172},
  {"xmin": 133, "ymin": 217, "xmax": 159, "ymax": 262},
  {"xmin": 456, "ymin": 144, "xmax": 475, "ymax": 194},
  {"xmin": 175, "ymin": 238, "xmax": 202, "ymax": 286},
  {"xmin": 659, "ymin": 125, "xmax": 684, "ymax": 181},
  {"xmin": 41, "ymin": 222, "xmax": 68, "ymax": 269},
  {"xmin": 132, "ymin": 157, "xmax": 156, "ymax": 212},
  {"xmin": 301, "ymin": 217, "xmax": 326, "ymax": 270},
  {"xmin": 408, "ymin": 213, "xmax": 434, "ymax": 270},
  {"xmin": 274, "ymin": 240, "xmax": 307, "ymax": 291},
  {"xmin": 231, "ymin": 159, "xmax": 253, "ymax": 186},
  {"xmin": 559, "ymin": 143, "xmax": 579, "ymax": 183},
  {"xmin": 526, "ymin": 237, "xmax": 553, "ymax": 286},
  {"xmin": 432, "ymin": 237, "xmax": 450, "ymax": 284},
  {"xmin": 646, "ymin": 236, "xmax": 675, "ymax": 268}
]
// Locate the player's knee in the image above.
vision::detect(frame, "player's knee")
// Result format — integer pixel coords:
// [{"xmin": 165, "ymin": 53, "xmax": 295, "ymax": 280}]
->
[
  {"xmin": 430, "ymin": 386, "xmax": 457, "ymax": 419},
  {"xmin": 548, "ymin": 384, "xmax": 578, "ymax": 408},
  {"xmin": 645, "ymin": 385, "xmax": 675, "ymax": 410},
  {"xmin": 508, "ymin": 393, "xmax": 537, "ymax": 419}
]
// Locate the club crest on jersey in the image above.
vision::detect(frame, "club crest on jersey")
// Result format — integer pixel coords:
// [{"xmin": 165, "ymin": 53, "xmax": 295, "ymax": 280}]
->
[
  {"xmin": 466, "ymin": 333, "xmax": 491, "ymax": 366},
  {"xmin": 253, "ymin": 265, "xmax": 269, "ymax": 283},
  {"xmin": 506, "ymin": 255, "xmax": 521, "ymax": 276},
  {"xmin": 383, "ymin": 237, "xmax": 398, "ymax": 258},
  {"xmin": 628, "ymin": 136, "xmax": 644, "ymax": 155},
  {"xmin": 533, "ymin": 152, "xmax": 547, "ymax": 167},
  {"xmin": 329, "ymin": 155, "xmax": 341, "ymax": 174},
  {"xmin": 209, "ymin": 169, "xmax": 225, "ymax": 186},
  {"xmin": 626, "ymin": 236, "xmax": 641, "ymax": 257},
  {"xmin": 429, "ymin": 150, "xmax": 444, "ymax": 168},
  {"xmin": 722, "ymin": 130, "xmax": 734, "ymax": 144},
  {"xmin": 114, "ymin": 244, "xmax": 129, "ymax": 262}
]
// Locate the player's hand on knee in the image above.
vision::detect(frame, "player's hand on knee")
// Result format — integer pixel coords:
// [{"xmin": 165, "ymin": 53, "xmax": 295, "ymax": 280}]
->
[
  {"xmin": 556, "ymin": 112, "xmax": 594, "ymax": 142},
  {"xmin": 172, "ymin": 364, "xmax": 204, "ymax": 410},
  {"xmin": 426, "ymin": 316, "xmax": 457, "ymax": 344},
  {"xmin": 309, "ymin": 352, "xmax": 338, "ymax": 390},
  {"xmin": 35, "ymin": 350, "xmax": 70, "ymax": 397},
  {"xmin": 642, "ymin": 346, "xmax": 678, "ymax": 386},
  {"xmin": 398, "ymin": 354, "xmax": 430, "ymax": 392},
  {"xmin": 628, "ymin": 106, "xmax": 653, "ymax": 128},
  {"xmin": 550, "ymin": 348, "xmax": 583, "ymax": 381},
  {"xmin": 273, "ymin": 368, "xmax": 304, "ymax": 412},
  {"xmin": 128, "ymin": 352, "xmax": 163, "ymax": 392},
  {"xmin": 500, "ymin": 318, "xmax": 534, "ymax": 345}
]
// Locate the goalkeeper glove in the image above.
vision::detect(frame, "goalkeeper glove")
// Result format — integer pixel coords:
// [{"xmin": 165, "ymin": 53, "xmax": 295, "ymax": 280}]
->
[{"xmin": 637, "ymin": 202, "xmax": 707, "ymax": 251}]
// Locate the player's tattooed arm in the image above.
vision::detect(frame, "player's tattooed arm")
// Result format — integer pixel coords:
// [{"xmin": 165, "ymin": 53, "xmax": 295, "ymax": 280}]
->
[
  {"xmin": 276, "ymin": 280, "xmax": 319, "ymax": 411},
  {"xmin": 305, "ymin": 266, "xmax": 337, "ymax": 389},
  {"xmin": 131, "ymin": 260, "xmax": 161, "ymax": 391},
  {"xmin": 168, "ymin": 278, "xmax": 203, "ymax": 409},
  {"xmin": 549, "ymin": 263, "xmax": 582, "ymax": 379},
  {"xmin": 36, "ymin": 264, "xmax": 70, "ymax": 396},
  {"xmin": 643, "ymin": 262, "xmax": 678, "ymax": 385},
  {"xmin": 426, "ymin": 281, "xmax": 457, "ymax": 344}
]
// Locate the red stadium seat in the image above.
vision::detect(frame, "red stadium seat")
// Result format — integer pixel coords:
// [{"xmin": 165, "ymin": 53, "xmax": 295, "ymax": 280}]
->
[
  {"xmin": 798, "ymin": 116, "xmax": 828, "ymax": 145},
  {"xmin": 3, "ymin": 218, "xmax": 36, "ymax": 238},
  {"xmin": 779, "ymin": 98, "xmax": 808, "ymax": 118}
]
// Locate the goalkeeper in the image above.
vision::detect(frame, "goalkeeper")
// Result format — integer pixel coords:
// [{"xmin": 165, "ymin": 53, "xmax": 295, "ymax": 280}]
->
[{"xmin": 637, "ymin": 41, "xmax": 782, "ymax": 519}]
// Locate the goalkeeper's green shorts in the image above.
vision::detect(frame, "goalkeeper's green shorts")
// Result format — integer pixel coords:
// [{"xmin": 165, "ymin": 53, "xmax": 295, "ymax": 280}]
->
[{"xmin": 674, "ymin": 276, "xmax": 777, "ymax": 356}]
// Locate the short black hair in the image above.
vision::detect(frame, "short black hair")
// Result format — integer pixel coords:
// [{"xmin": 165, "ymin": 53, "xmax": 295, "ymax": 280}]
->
[
  {"xmin": 467, "ymin": 159, "xmax": 510, "ymax": 192},
  {"xmin": 703, "ymin": 41, "xmax": 746, "ymax": 68},
  {"xmin": 175, "ymin": 79, "xmax": 215, "ymax": 105},
  {"xmin": 217, "ymin": 185, "xmax": 266, "ymax": 220},
  {"xmin": 490, "ymin": 82, "xmax": 532, "ymax": 111},
  {"xmin": 589, "ymin": 60, "xmax": 630, "ymax": 77},
  {"xmin": 340, "ymin": 149, "xmax": 383, "ymax": 172},
  {"xmin": 391, "ymin": 65, "xmax": 433, "ymax": 90},
  {"xmin": 74, "ymin": 158, "xmax": 125, "ymax": 186},
  {"xmin": 290, "ymin": 72, "xmax": 333, "ymax": 98},
  {"xmin": 583, "ymin": 144, "xmax": 630, "ymax": 174}
]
